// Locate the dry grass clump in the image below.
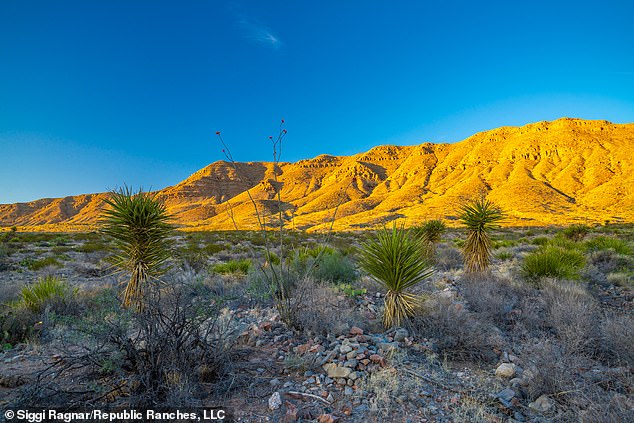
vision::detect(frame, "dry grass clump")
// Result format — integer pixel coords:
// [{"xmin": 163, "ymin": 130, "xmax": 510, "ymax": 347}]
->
[
  {"xmin": 412, "ymin": 296, "xmax": 502, "ymax": 362},
  {"xmin": 460, "ymin": 273, "xmax": 529, "ymax": 328},
  {"xmin": 292, "ymin": 277, "xmax": 360, "ymax": 336},
  {"xmin": 600, "ymin": 313, "xmax": 634, "ymax": 366},
  {"xmin": 541, "ymin": 280, "xmax": 600, "ymax": 354}
]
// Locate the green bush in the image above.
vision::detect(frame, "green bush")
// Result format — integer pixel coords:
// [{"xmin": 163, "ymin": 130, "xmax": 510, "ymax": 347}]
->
[
  {"xmin": 21, "ymin": 256, "xmax": 62, "ymax": 271},
  {"xmin": 585, "ymin": 236, "xmax": 632, "ymax": 256},
  {"xmin": 18, "ymin": 275, "xmax": 77, "ymax": 313},
  {"xmin": 531, "ymin": 236, "xmax": 549, "ymax": 246},
  {"xmin": 77, "ymin": 240, "xmax": 108, "ymax": 253},
  {"xmin": 521, "ymin": 245, "xmax": 586, "ymax": 282},
  {"xmin": 211, "ymin": 259, "xmax": 252, "ymax": 275},
  {"xmin": 562, "ymin": 224, "xmax": 591, "ymax": 242},
  {"xmin": 313, "ymin": 251, "xmax": 357, "ymax": 283}
]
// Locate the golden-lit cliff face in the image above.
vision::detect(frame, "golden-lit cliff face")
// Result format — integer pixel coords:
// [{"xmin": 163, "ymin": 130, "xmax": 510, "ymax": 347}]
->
[{"xmin": 2, "ymin": 118, "xmax": 633, "ymax": 231}]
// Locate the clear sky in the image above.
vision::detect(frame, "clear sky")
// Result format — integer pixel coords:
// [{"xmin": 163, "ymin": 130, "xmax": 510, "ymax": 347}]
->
[{"xmin": 1, "ymin": 0, "xmax": 633, "ymax": 203}]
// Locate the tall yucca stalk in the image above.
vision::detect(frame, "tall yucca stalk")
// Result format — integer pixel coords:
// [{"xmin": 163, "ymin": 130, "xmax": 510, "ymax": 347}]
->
[
  {"xmin": 100, "ymin": 187, "xmax": 174, "ymax": 309},
  {"xmin": 458, "ymin": 197, "xmax": 503, "ymax": 273},
  {"xmin": 358, "ymin": 223, "xmax": 434, "ymax": 328}
]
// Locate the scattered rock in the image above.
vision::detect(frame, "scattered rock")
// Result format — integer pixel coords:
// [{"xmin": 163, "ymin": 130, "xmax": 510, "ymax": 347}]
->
[
  {"xmin": 349, "ymin": 326, "xmax": 364, "ymax": 336},
  {"xmin": 528, "ymin": 394, "xmax": 554, "ymax": 414},
  {"xmin": 268, "ymin": 391, "xmax": 282, "ymax": 410},
  {"xmin": 317, "ymin": 414, "xmax": 339, "ymax": 423},
  {"xmin": 323, "ymin": 364, "xmax": 352, "ymax": 379},
  {"xmin": 495, "ymin": 363, "xmax": 516, "ymax": 378},
  {"xmin": 394, "ymin": 328, "xmax": 409, "ymax": 342},
  {"xmin": 496, "ymin": 388, "xmax": 515, "ymax": 404}
]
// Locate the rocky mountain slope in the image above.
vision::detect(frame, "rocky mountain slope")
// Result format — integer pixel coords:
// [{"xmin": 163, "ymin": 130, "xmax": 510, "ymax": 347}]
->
[{"xmin": 2, "ymin": 118, "xmax": 633, "ymax": 231}]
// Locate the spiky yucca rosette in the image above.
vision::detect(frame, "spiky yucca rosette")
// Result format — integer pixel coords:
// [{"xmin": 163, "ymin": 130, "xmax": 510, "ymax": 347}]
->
[
  {"xmin": 100, "ymin": 187, "xmax": 174, "ymax": 310},
  {"xmin": 359, "ymin": 224, "xmax": 434, "ymax": 328},
  {"xmin": 458, "ymin": 197, "xmax": 504, "ymax": 273}
]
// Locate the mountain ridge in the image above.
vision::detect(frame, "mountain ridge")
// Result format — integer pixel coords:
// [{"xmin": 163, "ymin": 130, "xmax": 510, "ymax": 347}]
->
[{"xmin": 2, "ymin": 117, "xmax": 633, "ymax": 231}]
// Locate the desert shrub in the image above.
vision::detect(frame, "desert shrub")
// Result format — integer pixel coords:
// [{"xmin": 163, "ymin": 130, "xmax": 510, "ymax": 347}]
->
[
  {"xmin": 22, "ymin": 256, "xmax": 62, "ymax": 271},
  {"xmin": 522, "ymin": 338, "xmax": 581, "ymax": 401},
  {"xmin": 541, "ymin": 280, "xmax": 599, "ymax": 354},
  {"xmin": 460, "ymin": 273, "xmax": 528, "ymax": 328},
  {"xmin": 292, "ymin": 277, "xmax": 359, "ymax": 336},
  {"xmin": 585, "ymin": 235, "xmax": 632, "ymax": 255},
  {"xmin": 77, "ymin": 240, "xmax": 108, "ymax": 253},
  {"xmin": 492, "ymin": 239, "xmax": 518, "ymax": 249},
  {"xmin": 521, "ymin": 245, "xmax": 586, "ymax": 283},
  {"xmin": 0, "ymin": 307, "xmax": 37, "ymax": 346},
  {"xmin": 494, "ymin": 249, "xmax": 514, "ymax": 260},
  {"xmin": 457, "ymin": 197, "xmax": 504, "ymax": 272},
  {"xmin": 203, "ymin": 243, "xmax": 225, "ymax": 255},
  {"xmin": 311, "ymin": 251, "xmax": 356, "ymax": 283},
  {"xmin": 412, "ymin": 296, "xmax": 502, "ymax": 362},
  {"xmin": 586, "ymin": 249, "xmax": 632, "ymax": 274},
  {"xmin": 521, "ymin": 337, "xmax": 633, "ymax": 422},
  {"xmin": 531, "ymin": 236, "xmax": 550, "ymax": 246},
  {"xmin": 45, "ymin": 284, "xmax": 237, "ymax": 409},
  {"xmin": 434, "ymin": 244, "xmax": 462, "ymax": 271},
  {"xmin": 600, "ymin": 313, "xmax": 634, "ymax": 365},
  {"xmin": 18, "ymin": 275, "xmax": 77, "ymax": 314},
  {"xmin": 562, "ymin": 223, "xmax": 591, "ymax": 241},
  {"xmin": 211, "ymin": 259, "xmax": 251, "ymax": 275},
  {"xmin": 101, "ymin": 187, "xmax": 175, "ymax": 309},
  {"xmin": 358, "ymin": 224, "xmax": 434, "ymax": 328}
]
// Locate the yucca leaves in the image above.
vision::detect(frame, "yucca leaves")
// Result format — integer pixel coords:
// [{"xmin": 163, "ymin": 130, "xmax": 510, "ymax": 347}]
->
[
  {"xmin": 414, "ymin": 219, "xmax": 446, "ymax": 245},
  {"xmin": 358, "ymin": 223, "xmax": 434, "ymax": 328},
  {"xmin": 458, "ymin": 197, "xmax": 503, "ymax": 273},
  {"xmin": 100, "ymin": 187, "xmax": 174, "ymax": 309}
]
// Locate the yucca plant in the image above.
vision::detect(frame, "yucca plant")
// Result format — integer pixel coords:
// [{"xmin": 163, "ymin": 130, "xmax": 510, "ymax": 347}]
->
[
  {"xmin": 413, "ymin": 219, "xmax": 446, "ymax": 258},
  {"xmin": 100, "ymin": 187, "xmax": 174, "ymax": 309},
  {"xmin": 358, "ymin": 223, "xmax": 434, "ymax": 328},
  {"xmin": 458, "ymin": 197, "xmax": 504, "ymax": 273}
]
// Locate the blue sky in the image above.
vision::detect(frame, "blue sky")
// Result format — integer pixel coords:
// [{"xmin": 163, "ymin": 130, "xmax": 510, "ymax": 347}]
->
[{"xmin": 1, "ymin": 0, "xmax": 633, "ymax": 203}]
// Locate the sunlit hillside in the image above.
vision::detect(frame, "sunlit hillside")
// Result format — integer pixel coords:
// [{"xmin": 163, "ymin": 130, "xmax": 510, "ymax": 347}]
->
[{"xmin": 1, "ymin": 118, "xmax": 633, "ymax": 231}]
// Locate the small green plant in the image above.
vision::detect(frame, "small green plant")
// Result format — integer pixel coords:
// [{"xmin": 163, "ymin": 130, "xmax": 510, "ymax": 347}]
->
[
  {"xmin": 562, "ymin": 224, "xmax": 590, "ymax": 242},
  {"xmin": 211, "ymin": 259, "xmax": 252, "ymax": 275},
  {"xmin": 495, "ymin": 250, "xmax": 514, "ymax": 261},
  {"xmin": 531, "ymin": 236, "xmax": 549, "ymax": 246},
  {"xmin": 20, "ymin": 256, "xmax": 62, "ymax": 271},
  {"xmin": 457, "ymin": 197, "xmax": 504, "ymax": 272},
  {"xmin": 335, "ymin": 283, "xmax": 367, "ymax": 298},
  {"xmin": 100, "ymin": 187, "xmax": 175, "ymax": 309},
  {"xmin": 521, "ymin": 245, "xmax": 586, "ymax": 283},
  {"xmin": 18, "ymin": 275, "xmax": 77, "ymax": 313},
  {"xmin": 358, "ymin": 223, "xmax": 434, "ymax": 328}
]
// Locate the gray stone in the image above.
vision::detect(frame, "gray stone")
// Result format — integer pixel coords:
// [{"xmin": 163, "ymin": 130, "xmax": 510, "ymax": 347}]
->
[
  {"xmin": 344, "ymin": 386, "xmax": 354, "ymax": 396},
  {"xmin": 325, "ymin": 363, "xmax": 352, "ymax": 379},
  {"xmin": 528, "ymin": 394, "xmax": 554, "ymax": 413},
  {"xmin": 348, "ymin": 371, "xmax": 359, "ymax": 381},
  {"xmin": 495, "ymin": 363, "xmax": 516, "ymax": 378},
  {"xmin": 269, "ymin": 378, "xmax": 281, "ymax": 387},
  {"xmin": 268, "ymin": 391, "xmax": 282, "ymax": 410},
  {"xmin": 340, "ymin": 345, "xmax": 353, "ymax": 354},
  {"xmin": 394, "ymin": 328, "xmax": 409, "ymax": 342},
  {"xmin": 496, "ymin": 388, "xmax": 515, "ymax": 403}
]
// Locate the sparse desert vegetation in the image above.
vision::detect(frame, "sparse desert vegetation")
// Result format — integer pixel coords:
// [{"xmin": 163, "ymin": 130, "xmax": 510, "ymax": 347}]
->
[{"xmin": 1, "ymin": 220, "xmax": 632, "ymax": 422}]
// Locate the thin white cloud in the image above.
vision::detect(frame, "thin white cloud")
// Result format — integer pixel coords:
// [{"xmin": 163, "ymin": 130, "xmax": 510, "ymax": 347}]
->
[{"xmin": 238, "ymin": 17, "xmax": 282, "ymax": 49}]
